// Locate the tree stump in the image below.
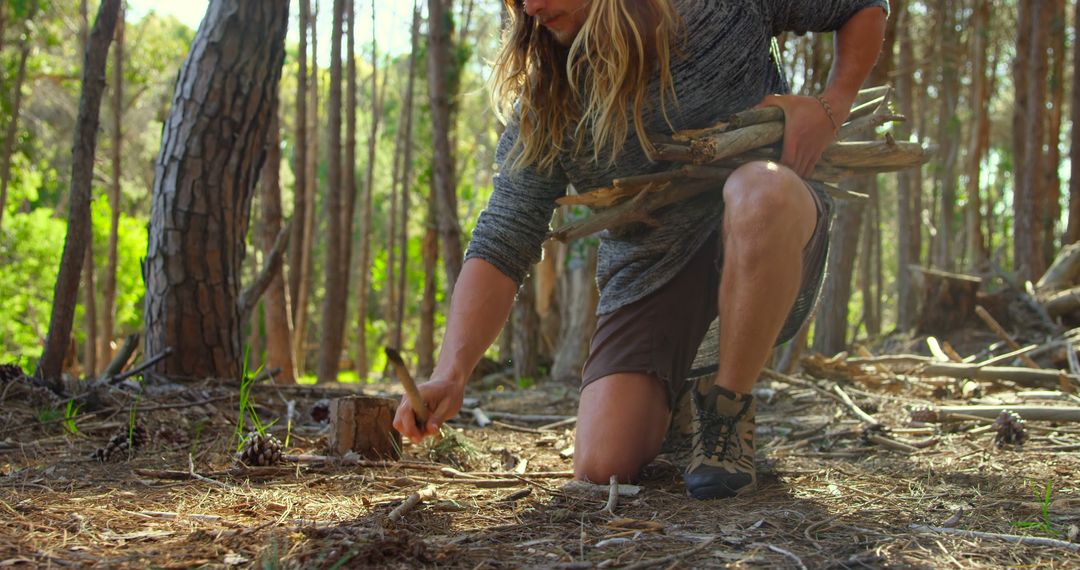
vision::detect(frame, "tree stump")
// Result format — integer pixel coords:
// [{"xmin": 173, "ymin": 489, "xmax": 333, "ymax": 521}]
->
[
  {"xmin": 329, "ymin": 396, "xmax": 401, "ymax": 459},
  {"xmin": 914, "ymin": 268, "xmax": 982, "ymax": 335}
]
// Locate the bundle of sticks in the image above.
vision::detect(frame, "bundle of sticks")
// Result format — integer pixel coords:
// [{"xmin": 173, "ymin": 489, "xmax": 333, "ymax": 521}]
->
[{"xmin": 549, "ymin": 86, "xmax": 933, "ymax": 242}]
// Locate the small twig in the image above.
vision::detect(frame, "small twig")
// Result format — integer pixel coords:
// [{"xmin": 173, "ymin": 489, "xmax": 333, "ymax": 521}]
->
[
  {"xmin": 112, "ymin": 348, "xmax": 173, "ymax": 384},
  {"xmin": 975, "ymin": 306, "xmax": 1042, "ymax": 369},
  {"xmin": 910, "ymin": 524, "xmax": 1080, "ymax": 552},
  {"xmin": 832, "ymin": 384, "xmax": 879, "ymax": 425},
  {"xmin": 753, "ymin": 543, "xmax": 807, "ymax": 570},
  {"xmin": 605, "ymin": 474, "xmax": 619, "ymax": 515},
  {"xmin": 388, "ymin": 485, "xmax": 436, "ymax": 522},
  {"xmin": 187, "ymin": 454, "xmax": 228, "ymax": 489}
]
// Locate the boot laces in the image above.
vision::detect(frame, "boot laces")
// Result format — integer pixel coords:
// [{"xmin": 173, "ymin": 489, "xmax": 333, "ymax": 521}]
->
[{"xmin": 698, "ymin": 407, "xmax": 741, "ymax": 463}]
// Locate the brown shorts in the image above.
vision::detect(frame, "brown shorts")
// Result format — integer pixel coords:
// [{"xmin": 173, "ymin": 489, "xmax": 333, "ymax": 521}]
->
[{"xmin": 580, "ymin": 181, "xmax": 833, "ymax": 408}]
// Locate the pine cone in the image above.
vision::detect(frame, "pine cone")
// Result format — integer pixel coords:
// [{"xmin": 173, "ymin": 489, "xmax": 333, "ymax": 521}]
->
[
  {"xmin": 237, "ymin": 432, "xmax": 283, "ymax": 466},
  {"xmin": 993, "ymin": 410, "xmax": 1028, "ymax": 448},
  {"xmin": 909, "ymin": 407, "xmax": 939, "ymax": 423},
  {"xmin": 92, "ymin": 423, "xmax": 148, "ymax": 462},
  {"xmin": 0, "ymin": 363, "xmax": 25, "ymax": 383}
]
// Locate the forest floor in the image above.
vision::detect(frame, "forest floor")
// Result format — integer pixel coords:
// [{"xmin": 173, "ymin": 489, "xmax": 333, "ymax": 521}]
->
[{"xmin": 2, "ymin": 331, "xmax": 1080, "ymax": 568}]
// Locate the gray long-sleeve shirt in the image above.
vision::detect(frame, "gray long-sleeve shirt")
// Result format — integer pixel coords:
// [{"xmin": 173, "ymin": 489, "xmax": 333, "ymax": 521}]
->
[{"xmin": 466, "ymin": 0, "xmax": 889, "ymax": 315}]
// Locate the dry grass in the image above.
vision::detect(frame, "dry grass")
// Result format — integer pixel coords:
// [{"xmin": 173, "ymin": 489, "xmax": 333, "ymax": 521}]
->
[{"xmin": 1, "ymin": 349, "xmax": 1079, "ymax": 569}]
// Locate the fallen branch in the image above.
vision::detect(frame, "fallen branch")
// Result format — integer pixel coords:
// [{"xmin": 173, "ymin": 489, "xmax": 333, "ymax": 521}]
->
[
  {"xmin": 975, "ymin": 306, "xmax": 1041, "ymax": 369},
  {"xmin": 111, "ymin": 348, "xmax": 174, "ymax": 384},
  {"xmin": 98, "ymin": 333, "xmax": 139, "ymax": 380},
  {"xmin": 562, "ymin": 480, "xmax": 643, "ymax": 497},
  {"xmin": 918, "ymin": 362, "xmax": 1076, "ymax": 388},
  {"xmin": 388, "ymin": 484, "xmax": 436, "ymax": 522},
  {"xmin": 909, "ymin": 524, "xmax": 1080, "ymax": 552},
  {"xmin": 934, "ymin": 405, "xmax": 1080, "ymax": 422}
]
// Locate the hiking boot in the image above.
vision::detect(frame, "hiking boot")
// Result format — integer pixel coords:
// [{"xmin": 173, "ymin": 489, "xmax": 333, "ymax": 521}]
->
[{"xmin": 683, "ymin": 384, "xmax": 756, "ymax": 499}]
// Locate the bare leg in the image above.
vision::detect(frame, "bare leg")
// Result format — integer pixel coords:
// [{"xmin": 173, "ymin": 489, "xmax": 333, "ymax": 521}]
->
[
  {"xmin": 715, "ymin": 161, "xmax": 817, "ymax": 393},
  {"xmin": 574, "ymin": 373, "xmax": 671, "ymax": 483}
]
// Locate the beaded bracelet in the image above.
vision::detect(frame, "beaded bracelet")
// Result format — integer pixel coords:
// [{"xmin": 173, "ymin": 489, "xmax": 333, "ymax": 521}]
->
[{"xmin": 815, "ymin": 95, "xmax": 840, "ymax": 134}]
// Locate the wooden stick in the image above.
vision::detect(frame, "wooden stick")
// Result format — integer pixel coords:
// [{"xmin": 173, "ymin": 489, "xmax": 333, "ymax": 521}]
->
[
  {"xmin": 974, "ymin": 306, "xmax": 1042, "ymax": 369},
  {"xmin": 975, "ymin": 344, "xmax": 1040, "ymax": 367},
  {"xmin": 935, "ymin": 405, "xmax": 1080, "ymax": 422},
  {"xmin": 919, "ymin": 362, "xmax": 1075, "ymax": 388},
  {"xmin": 605, "ymin": 474, "xmax": 619, "ymax": 515},
  {"xmin": 910, "ymin": 524, "xmax": 1080, "ymax": 552},
  {"xmin": 385, "ymin": 347, "xmax": 428, "ymax": 424},
  {"xmin": 832, "ymin": 384, "xmax": 879, "ymax": 425},
  {"xmin": 388, "ymin": 484, "xmax": 436, "ymax": 522},
  {"xmin": 98, "ymin": 333, "xmax": 139, "ymax": 380}
]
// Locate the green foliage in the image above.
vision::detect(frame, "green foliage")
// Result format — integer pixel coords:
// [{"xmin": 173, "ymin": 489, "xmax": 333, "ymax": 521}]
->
[
  {"xmin": 35, "ymin": 407, "xmax": 62, "ymax": 425},
  {"xmin": 236, "ymin": 349, "xmax": 273, "ymax": 450},
  {"xmin": 1012, "ymin": 481, "xmax": 1061, "ymax": 537},
  {"xmin": 63, "ymin": 399, "xmax": 80, "ymax": 435}
]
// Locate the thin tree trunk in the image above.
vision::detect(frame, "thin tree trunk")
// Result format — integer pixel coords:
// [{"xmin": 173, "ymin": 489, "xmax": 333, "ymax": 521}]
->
[
  {"xmin": 1045, "ymin": 0, "xmax": 1066, "ymax": 257},
  {"xmin": 261, "ymin": 97, "xmax": 296, "ymax": 384},
  {"xmin": 895, "ymin": 0, "xmax": 918, "ymax": 331},
  {"xmin": 551, "ymin": 234, "xmax": 598, "ymax": 382},
  {"xmin": 341, "ymin": 0, "xmax": 359, "ymax": 372},
  {"xmin": 1013, "ymin": 1, "xmax": 1034, "ymax": 277},
  {"xmin": 395, "ymin": 3, "xmax": 421, "ymax": 350},
  {"xmin": 289, "ymin": 0, "xmax": 309, "ymax": 335},
  {"xmin": 295, "ymin": 1, "xmax": 319, "ymax": 373},
  {"xmin": 932, "ymin": 0, "xmax": 959, "ymax": 272},
  {"xmin": 356, "ymin": 0, "xmax": 379, "ymax": 379},
  {"xmin": 142, "ymin": 0, "xmax": 290, "ymax": 380},
  {"xmin": 860, "ymin": 177, "xmax": 880, "ymax": 337},
  {"xmin": 512, "ymin": 272, "xmax": 540, "ymax": 380},
  {"xmin": 964, "ymin": 0, "xmax": 990, "ymax": 269},
  {"xmin": 812, "ymin": 195, "xmax": 864, "ymax": 356},
  {"xmin": 83, "ymin": 237, "xmax": 97, "ymax": 376},
  {"xmin": 1018, "ymin": 0, "xmax": 1052, "ymax": 280},
  {"xmin": 428, "ymin": 0, "xmax": 463, "ymax": 296},
  {"xmin": 317, "ymin": 0, "xmax": 347, "ymax": 384},
  {"xmin": 99, "ymin": 1, "xmax": 124, "ymax": 367},
  {"xmin": 417, "ymin": 186, "xmax": 439, "ymax": 378},
  {"xmin": 37, "ymin": 0, "xmax": 121, "ymax": 388},
  {"xmin": 1069, "ymin": 0, "xmax": 1080, "ymax": 244},
  {"xmin": 0, "ymin": 41, "xmax": 30, "ymax": 233}
]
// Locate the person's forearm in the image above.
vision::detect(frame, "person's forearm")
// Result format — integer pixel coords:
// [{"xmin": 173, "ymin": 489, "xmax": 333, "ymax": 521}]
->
[
  {"xmin": 433, "ymin": 257, "xmax": 519, "ymax": 387},
  {"xmin": 824, "ymin": 6, "xmax": 888, "ymax": 116}
]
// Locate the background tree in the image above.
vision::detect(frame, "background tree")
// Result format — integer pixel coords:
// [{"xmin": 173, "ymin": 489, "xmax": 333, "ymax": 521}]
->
[
  {"xmin": 143, "ymin": 0, "xmax": 290, "ymax": 379},
  {"xmin": 36, "ymin": 0, "xmax": 121, "ymax": 387}
]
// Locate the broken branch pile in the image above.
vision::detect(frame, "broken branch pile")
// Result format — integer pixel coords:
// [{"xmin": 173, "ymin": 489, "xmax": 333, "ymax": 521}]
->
[{"xmin": 550, "ymin": 85, "xmax": 933, "ymax": 242}]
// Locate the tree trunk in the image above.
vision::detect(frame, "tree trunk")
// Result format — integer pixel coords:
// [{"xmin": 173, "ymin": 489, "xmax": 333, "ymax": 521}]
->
[
  {"xmin": 859, "ymin": 177, "xmax": 880, "ymax": 337},
  {"xmin": 143, "ymin": 0, "xmax": 290, "ymax": 380},
  {"xmin": 1070, "ymin": 0, "xmax": 1080, "ymax": 245},
  {"xmin": 289, "ymin": 0, "xmax": 309, "ymax": 339},
  {"xmin": 1044, "ymin": 0, "xmax": 1066, "ymax": 258},
  {"xmin": 0, "ymin": 41, "xmax": 30, "ymax": 233},
  {"xmin": 964, "ymin": 0, "xmax": 990, "ymax": 270},
  {"xmin": 512, "ymin": 272, "xmax": 540, "ymax": 380},
  {"xmin": 340, "ymin": 0, "xmax": 359, "ymax": 371},
  {"xmin": 99, "ymin": 2, "xmax": 124, "ymax": 368},
  {"xmin": 36, "ymin": 0, "xmax": 121, "ymax": 388},
  {"xmin": 83, "ymin": 237, "xmax": 97, "ymax": 376},
  {"xmin": 395, "ymin": 3, "xmax": 421, "ymax": 350},
  {"xmin": 260, "ymin": 97, "xmax": 296, "ymax": 384},
  {"xmin": 1013, "ymin": 1, "xmax": 1034, "ymax": 278},
  {"xmin": 895, "ymin": 0, "xmax": 919, "ymax": 331},
  {"xmin": 316, "ymin": 0, "xmax": 347, "ymax": 384},
  {"xmin": 932, "ymin": 0, "xmax": 959, "ymax": 272},
  {"xmin": 294, "ymin": 0, "xmax": 320, "ymax": 373},
  {"xmin": 811, "ymin": 193, "xmax": 864, "ymax": 356},
  {"xmin": 551, "ymin": 235, "xmax": 598, "ymax": 382},
  {"xmin": 356, "ymin": 0, "xmax": 380, "ymax": 379},
  {"xmin": 1017, "ymin": 0, "xmax": 1052, "ymax": 281},
  {"xmin": 427, "ymin": 0, "xmax": 463, "ymax": 297},
  {"xmin": 417, "ymin": 188, "xmax": 439, "ymax": 378}
]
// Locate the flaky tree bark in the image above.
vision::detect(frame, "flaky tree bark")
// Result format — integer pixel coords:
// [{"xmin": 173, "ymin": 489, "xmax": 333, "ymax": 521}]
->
[
  {"xmin": 36, "ymin": 0, "xmax": 121, "ymax": 387},
  {"xmin": 428, "ymin": 0, "xmax": 463, "ymax": 297},
  {"xmin": 289, "ymin": 0, "xmax": 309, "ymax": 344},
  {"xmin": 260, "ymin": 98, "xmax": 296, "ymax": 384},
  {"xmin": 99, "ymin": 1, "xmax": 124, "ymax": 367},
  {"xmin": 317, "ymin": 0, "xmax": 347, "ymax": 384},
  {"xmin": 143, "ymin": 0, "xmax": 290, "ymax": 379}
]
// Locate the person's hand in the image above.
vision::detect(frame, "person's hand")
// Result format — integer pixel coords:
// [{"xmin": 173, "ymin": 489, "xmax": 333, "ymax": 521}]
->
[
  {"xmin": 756, "ymin": 94, "xmax": 849, "ymax": 179},
  {"xmin": 392, "ymin": 375, "xmax": 465, "ymax": 443}
]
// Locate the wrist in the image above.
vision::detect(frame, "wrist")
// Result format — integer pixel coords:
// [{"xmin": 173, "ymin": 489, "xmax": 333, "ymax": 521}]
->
[{"xmin": 819, "ymin": 89, "xmax": 856, "ymax": 123}]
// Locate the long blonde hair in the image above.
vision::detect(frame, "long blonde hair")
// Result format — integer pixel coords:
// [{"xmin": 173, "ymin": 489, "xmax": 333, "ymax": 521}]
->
[{"xmin": 490, "ymin": 0, "xmax": 682, "ymax": 172}]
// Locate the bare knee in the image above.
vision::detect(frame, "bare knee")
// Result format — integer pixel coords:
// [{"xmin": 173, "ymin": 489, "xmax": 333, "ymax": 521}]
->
[
  {"xmin": 573, "ymin": 449, "xmax": 644, "ymax": 484},
  {"xmin": 722, "ymin": 161, "xmax": 814, "ymax": 244}
]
